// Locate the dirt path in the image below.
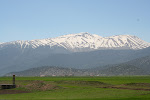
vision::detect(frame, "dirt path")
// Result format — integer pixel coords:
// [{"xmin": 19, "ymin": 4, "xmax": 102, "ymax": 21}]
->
[{"xmin": 101, "ymin": 86, "xmax": 150, "ymax": 91}]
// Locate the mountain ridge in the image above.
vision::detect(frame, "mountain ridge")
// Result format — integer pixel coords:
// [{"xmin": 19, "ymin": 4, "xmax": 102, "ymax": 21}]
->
[{"xmin": 1, "ymin": 32, "xmax": 150, "ymax": 52}]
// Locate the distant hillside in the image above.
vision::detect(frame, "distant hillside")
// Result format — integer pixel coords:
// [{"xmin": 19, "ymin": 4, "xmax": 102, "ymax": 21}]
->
[
  {"xmin": 98, "ymin": 64, "xmax": 147, "ymax": 76},
  {"xmin": 6, "ymin": 63, "xmax": 150, "ymax": 76},
  {"xmin": 6, "ymin": 66, "xmax": 92, "ymax": 76},
  {"xmin": 93, "ymin": 55, "xmax": 150, "ymax": 76},
  {"xmin": 127, "ymin": 56, "xmax": 150, "ymax": 72}
]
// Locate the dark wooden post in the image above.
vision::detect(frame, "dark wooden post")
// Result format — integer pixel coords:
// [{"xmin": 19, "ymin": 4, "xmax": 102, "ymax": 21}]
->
[
  {"xmin": 13, "ymin": 75, "xmax": 15, "ymax": 85},
  {"xmin": 13, "ymin": 75, "xmax": 16, "ymax": 88}
]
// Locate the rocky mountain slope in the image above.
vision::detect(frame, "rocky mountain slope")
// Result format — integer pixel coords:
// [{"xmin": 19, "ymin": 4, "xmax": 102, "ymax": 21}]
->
[
  {"xmin": 121, "ymin": 55, "xmax": 150, "ymax": 73},
  {"xmin": 93, "ymin": 54, "xmax": 150, "ymax": 76}
]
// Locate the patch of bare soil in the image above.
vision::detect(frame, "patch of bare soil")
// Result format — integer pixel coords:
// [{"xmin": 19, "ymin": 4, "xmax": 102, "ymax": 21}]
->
[
  {"xmin": 100, "ymin": 86, "xmax": 150, "ymax": 91},
  {"xmin": 111, "ymin": 86, "xmax": 150, "ymax": 91},
  {"xmin": 18, "ymin": 80, "xmax": 59, "ymax": 91},
  {"xmin": 0, "ymin": 89, "xmax": 30, "ymax": 94},
  {"xmin": 99, "ymin": 83, "xmax": 150, "ymax": 91},
  {"xmin": 125, "ymin": 83, "xmax": 150, "ymax": 87}
]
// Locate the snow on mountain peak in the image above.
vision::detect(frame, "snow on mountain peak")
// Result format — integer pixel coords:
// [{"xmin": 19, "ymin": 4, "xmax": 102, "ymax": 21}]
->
[
  {"xmin": 58, "ymin": 32, "xmax": 102, "ymax": 38},
  {"xmin": 0, "ymin": 33, "xmax": 150, "ymax": 52}
]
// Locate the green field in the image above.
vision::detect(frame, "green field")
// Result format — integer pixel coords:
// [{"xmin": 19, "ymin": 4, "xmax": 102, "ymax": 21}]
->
[{"xmin": 1, "ymin": 76, "xmax": 150, "ymax": 100}]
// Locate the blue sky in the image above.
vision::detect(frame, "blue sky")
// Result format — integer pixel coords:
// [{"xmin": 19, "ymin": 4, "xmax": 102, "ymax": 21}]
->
[{"xmin": 0, "ymin": 0, "xmax": 150, "ymax": 42}]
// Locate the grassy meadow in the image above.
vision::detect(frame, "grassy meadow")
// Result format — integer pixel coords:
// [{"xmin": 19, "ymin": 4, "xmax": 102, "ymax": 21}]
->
[{"xmin": 0, "ymin": 76, "xmax": 150, "ymax": 100}]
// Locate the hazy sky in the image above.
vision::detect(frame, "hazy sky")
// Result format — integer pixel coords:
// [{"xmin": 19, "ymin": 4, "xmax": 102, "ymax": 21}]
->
[{"xmin": 0, "ymin": 0, "xmax": 150, "ymax": 42}]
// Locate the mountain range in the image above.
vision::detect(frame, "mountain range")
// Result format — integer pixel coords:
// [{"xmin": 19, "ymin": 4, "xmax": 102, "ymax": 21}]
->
[
  {"xmin": 1, "ymin": 32, "xmax": 150, "ymax": 52},
  {"xmin": 1, "ymin": 32, "xmax": 150, "ymax": 76}
]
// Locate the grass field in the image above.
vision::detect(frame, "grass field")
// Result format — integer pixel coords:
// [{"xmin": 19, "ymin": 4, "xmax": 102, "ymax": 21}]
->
[{"xmin": 0, "ymin": 76, "xmax": 150, "ymax": 100}]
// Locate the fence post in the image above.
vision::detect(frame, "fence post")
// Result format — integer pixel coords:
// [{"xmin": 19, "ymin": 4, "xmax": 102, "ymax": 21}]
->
[{"xmin": 13, "ymin": 75, "xmax": 16, "ymax": 88}]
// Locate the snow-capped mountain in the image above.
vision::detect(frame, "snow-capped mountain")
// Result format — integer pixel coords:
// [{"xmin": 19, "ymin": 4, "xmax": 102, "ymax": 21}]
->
[{"xmin": 0, "ymin": 32, "xmax": 150, "ymax": 52}]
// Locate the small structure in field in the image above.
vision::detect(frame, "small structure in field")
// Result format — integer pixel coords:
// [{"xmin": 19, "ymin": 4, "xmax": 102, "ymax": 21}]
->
[{"xmin": 0, "ymin": 75, "xmax": 16, "ymax": 89}]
